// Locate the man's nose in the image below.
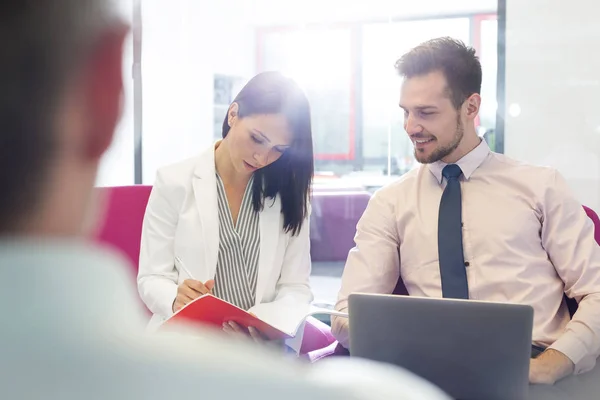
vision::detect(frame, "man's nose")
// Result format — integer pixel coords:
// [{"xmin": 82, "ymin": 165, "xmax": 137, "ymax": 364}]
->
[{"xmin": 404, "ymin": 114, "xmax": 423, "ymax": 135}]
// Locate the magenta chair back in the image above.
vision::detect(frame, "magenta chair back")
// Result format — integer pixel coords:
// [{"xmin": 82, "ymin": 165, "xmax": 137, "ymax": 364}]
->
[
  {"xmin": 307, "ymin": 205, "xmax": 600, "ymax": 362},
  {"xmin": 584, "ymin": 205, "xmax": 600, "ymax": 244},
  {"xmin": 94, "ymin": 185, "xmax": 152, "ymax": 314},
  {"xmin": 94, "ymin": 185, "xmax": 153, "ymax": 272},
  {"xmin": 93, "ymin": 185, "xmax": 335, "ymax": 354}
]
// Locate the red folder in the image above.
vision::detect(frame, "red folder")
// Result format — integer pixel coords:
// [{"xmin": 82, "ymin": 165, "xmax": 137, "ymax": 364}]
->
[{"xmin": 161, "ymin": 294, "xmax": 291, "ymax": 340}]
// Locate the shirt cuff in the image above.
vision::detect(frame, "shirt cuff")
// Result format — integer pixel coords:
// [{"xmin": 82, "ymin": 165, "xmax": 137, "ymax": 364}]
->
[
  {"xmin": 331, "ymin": 302, "xmax": 350, "ymax": 349},
  {"xmin": 153, "ymin": 281, "xmax": 178, "ymax": 319},
  {"xmin": 549, "ymin": 330, "xmax": 597, "ymax": 374}
]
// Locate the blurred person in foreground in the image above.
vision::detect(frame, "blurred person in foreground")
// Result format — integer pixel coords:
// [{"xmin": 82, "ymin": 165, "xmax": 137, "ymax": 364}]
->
[{"xmin": 0, "ymin": 1, "xmax": 450, "ymax": 399}]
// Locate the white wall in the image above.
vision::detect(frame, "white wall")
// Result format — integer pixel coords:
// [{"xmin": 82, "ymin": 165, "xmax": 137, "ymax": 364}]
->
[
  {"xmin": 504, "ymin": 0, "xmax": 600, "ymax": 211},
  {"xmin": 141, "ymin": 0, "xmax": 256, "ymax": 183}
]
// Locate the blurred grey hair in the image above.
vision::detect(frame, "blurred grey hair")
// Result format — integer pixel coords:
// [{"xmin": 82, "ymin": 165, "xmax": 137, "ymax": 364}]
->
[
  {"xmin": 0, "ymin": 0, "xmax": 125, "ymax": 233},
  {"xmin": 8, "ymin": 0, "xmax": 123, "ymax": 80}
]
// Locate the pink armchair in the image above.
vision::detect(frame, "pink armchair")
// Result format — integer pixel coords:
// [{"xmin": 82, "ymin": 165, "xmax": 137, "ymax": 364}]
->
[
  {"xmin": 94, "ymin": 185, "xmax": 152, "ymax": 275},
  {"xmin": 93, "ymin": 185, "xmax": 336, "ymax": 354}
]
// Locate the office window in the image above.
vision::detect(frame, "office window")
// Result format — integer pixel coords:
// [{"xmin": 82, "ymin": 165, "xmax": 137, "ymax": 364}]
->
[
  {"xmin": 259, "ymin": 27, "xmax": 354, "ymax": 167},
  {"xmin": 361, "ymin": 18, "xmax": 471, "ymax": 176},
  {"xmin": 257, "ymin": 15, "xmax": 494, "ymax": 184}
]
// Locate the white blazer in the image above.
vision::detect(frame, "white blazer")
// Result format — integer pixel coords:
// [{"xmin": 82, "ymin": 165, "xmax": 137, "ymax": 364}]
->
[{"xmin": 137, "ymin": 144, "xmax": 314, "ymax": 330}]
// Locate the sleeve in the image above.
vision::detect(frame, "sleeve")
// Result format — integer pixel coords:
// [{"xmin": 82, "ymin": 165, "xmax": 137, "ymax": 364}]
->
[
  {"xmin": 137, "ymin": 169, "xmax": 181, "ymax": 319},
  {"xmin": 541, "ymin": 169, "xmax": 600, "ymax": 374},
  {"xmin": 331, "ymin": 190, "xmax": 401, "ymax": 349}
]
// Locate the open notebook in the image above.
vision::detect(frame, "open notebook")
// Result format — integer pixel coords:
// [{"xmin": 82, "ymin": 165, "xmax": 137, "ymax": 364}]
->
[{"xmin": 161, "ymin": 294, "xmax": 348, "ymax": 340}]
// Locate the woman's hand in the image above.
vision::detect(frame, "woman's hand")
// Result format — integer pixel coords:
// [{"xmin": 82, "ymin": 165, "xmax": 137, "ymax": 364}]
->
[
  {"xmin": 172, "ymin": 279, "xmax": 215, "ymax": 313},
  {"xmin": 222, "ymin": 321, "xmax": 268, "ymax": 343}
]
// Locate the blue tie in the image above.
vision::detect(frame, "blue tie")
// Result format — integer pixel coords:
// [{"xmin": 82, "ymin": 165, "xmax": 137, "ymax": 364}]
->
[{"xmin": 438, "ymin": 164, "xmax": 469, "ymax": 299}]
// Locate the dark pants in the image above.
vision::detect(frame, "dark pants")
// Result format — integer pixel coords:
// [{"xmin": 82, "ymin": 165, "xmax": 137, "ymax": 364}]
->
[{"xmin": 531, "ymin": 344, "xmax": 546, "ymax": 358}]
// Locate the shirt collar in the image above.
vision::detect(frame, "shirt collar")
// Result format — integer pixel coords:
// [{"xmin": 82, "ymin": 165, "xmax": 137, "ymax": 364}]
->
[{"xmin": 427, "ymin": 138, "xmax": 490, "ymax": 184}]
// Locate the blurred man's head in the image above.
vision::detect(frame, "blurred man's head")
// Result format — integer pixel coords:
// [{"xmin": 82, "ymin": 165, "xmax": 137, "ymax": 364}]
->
[
  {"xmin": 0, "ymin": 1, "xmax": 128, "ymax": 236},
  {"xmin": 396, "ymin": 37, "xmax": 482, "ymax": 164}
]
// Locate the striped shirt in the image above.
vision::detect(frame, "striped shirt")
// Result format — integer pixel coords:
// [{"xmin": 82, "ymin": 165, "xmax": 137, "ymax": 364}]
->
[{"xmin": 213, "ymin": 174, "xmax": 260, "ymax": 311}]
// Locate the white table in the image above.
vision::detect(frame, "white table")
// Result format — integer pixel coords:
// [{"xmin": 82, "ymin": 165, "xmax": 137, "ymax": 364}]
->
[{"xmin": 528, "ymin": 362, "xmax": 600, "ymax": 399}]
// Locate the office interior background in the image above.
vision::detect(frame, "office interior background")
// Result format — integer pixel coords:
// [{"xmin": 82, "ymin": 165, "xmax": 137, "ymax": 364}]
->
[{"xmin": 100, "ymin": 0, "xmax": 600, "ymax": 305}]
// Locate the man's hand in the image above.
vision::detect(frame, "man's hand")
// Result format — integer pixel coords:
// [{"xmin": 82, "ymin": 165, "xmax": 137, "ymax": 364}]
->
[
  {"xmin": 172, "ymin": 279, "xmax": 215, "ymax": 313},
  {"xmin": 529, "ymin": 349, "xmax": 574, "ymax": 385}
]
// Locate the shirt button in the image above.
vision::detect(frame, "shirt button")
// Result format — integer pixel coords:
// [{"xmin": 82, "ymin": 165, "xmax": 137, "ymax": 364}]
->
[{"xmin": 464, "ymin": 261, "xmax": 470, "ymax": 267}]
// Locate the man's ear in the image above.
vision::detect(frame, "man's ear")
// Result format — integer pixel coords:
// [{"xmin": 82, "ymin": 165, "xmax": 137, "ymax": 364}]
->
[
  {"xmin": 83, "ymin": 25, "xmax": 129, "ymax": 160},
  {"xmin": 465, "ymin": 93, "xmax": 481, "ymax": 121}
]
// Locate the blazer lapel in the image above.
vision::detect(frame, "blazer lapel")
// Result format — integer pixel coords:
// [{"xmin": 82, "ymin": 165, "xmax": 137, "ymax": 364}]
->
[
  {"xmin": 255, "ymin": 196, "xmax": 281, "ymax": 304},
  {"xmin": 192, "ymin": 144, "xmax": 220, "ymax": 280}
]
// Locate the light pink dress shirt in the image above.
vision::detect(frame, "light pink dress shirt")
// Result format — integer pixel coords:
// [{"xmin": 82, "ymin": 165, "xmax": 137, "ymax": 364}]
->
[{"xmin": 332, "ymin": 139, "xmax": 600, "ymax": 374}]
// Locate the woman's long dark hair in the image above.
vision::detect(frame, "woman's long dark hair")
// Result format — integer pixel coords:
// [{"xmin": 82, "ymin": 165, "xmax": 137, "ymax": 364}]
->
[{"xmin": 222, "ymin": 71, "xmax": 313, "ymax": 236}]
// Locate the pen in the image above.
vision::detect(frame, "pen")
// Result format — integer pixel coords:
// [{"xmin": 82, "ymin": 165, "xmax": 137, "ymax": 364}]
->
[{"xmin": 174, "ymin": 256, "xmax": 195, "ymax": 280}]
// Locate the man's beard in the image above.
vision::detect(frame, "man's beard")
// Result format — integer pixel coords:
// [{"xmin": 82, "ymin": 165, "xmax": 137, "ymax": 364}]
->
[{"xmin": 414, "ymin": 116, "xmax": 464, "ymax": 164}]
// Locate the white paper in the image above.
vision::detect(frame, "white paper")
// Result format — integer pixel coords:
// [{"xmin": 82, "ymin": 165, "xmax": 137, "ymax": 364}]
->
[{"xmin": 248, "ymin": 302, "xmax": 348, "ymax": 337}]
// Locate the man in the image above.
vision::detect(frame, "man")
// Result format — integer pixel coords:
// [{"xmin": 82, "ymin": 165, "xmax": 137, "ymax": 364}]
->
[
  {"xmin": 0, "ymin": 1, "xmax": 452, "ymax": 399},
  {"xmin": 331, "ymin": 37, "xmax": 600, "ymax": 385}
]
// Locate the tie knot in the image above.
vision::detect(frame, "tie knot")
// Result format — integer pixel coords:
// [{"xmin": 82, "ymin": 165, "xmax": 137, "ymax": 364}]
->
[{"xmin": 442, "ymin": 164, "xmax": 462, "ymax": 180}]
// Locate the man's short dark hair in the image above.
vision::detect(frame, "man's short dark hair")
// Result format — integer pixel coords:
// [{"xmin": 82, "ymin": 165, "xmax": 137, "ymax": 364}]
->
[
  {"xmin": 0, "ymin": 1, "xmax": 116, "ymax": 233},
  {"xmin": 395, "ymin": 37, "xmax": 482, "ymax": 109}
]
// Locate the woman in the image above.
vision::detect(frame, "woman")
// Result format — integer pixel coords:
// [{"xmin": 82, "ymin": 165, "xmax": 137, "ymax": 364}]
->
[{"xmin": 137, "ymin": 72, "xmax": 314, "ymax": 342}]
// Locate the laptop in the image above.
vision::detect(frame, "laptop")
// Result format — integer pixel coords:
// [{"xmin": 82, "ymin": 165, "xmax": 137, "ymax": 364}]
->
[{"xmin": 348, "ymin": 293, "xmax": 533, "ymax": 400}]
